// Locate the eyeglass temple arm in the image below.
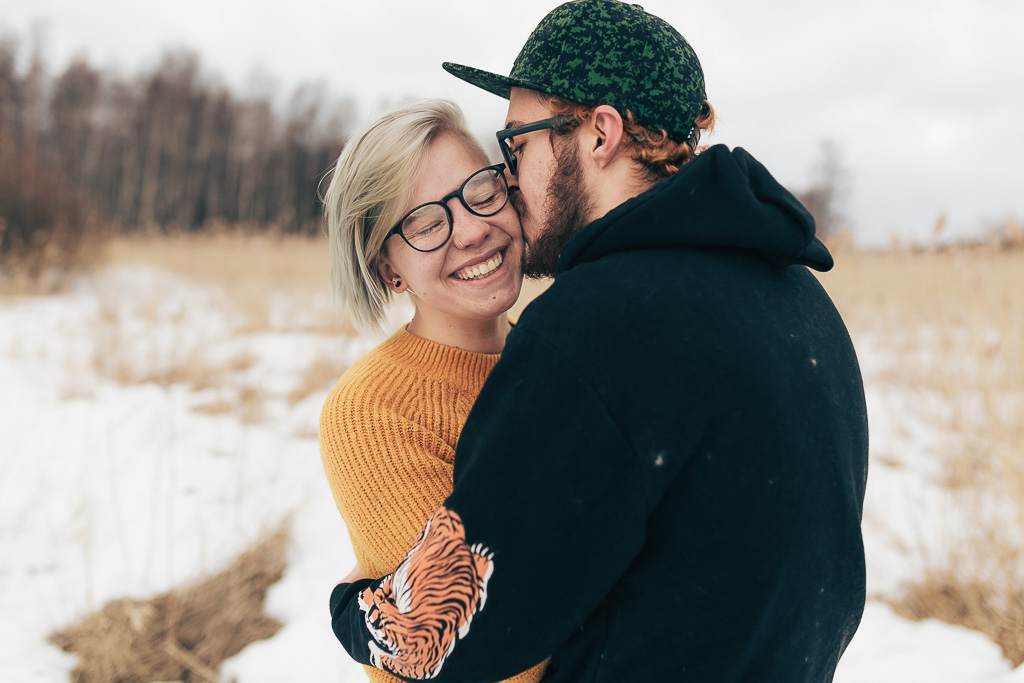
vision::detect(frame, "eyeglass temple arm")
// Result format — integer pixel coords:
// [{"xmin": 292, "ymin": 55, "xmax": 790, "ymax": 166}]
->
[{"xmin": 496, "ymin": 115, "xmax": 574, "ymax": 141}]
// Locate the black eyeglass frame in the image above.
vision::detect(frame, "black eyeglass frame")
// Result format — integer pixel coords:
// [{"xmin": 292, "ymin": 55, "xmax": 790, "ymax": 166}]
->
[
  {"xmin": 496, "ymin": 115, "xmax": 575, "ymax": 176},
  {"xmin": 386, "ymin": 163, "xmax": 510, "ymax": 253}
]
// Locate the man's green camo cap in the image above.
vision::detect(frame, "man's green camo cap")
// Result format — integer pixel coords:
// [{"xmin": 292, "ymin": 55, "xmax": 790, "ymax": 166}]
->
[{"xmin": 443, "ymin": 0, "xmax": 706, "ymax": 143}]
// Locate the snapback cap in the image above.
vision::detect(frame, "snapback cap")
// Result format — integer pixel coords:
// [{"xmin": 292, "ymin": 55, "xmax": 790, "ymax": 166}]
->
[{"xmin": 443, "ymin": 0, "xmax": 707, "ymax": 143}]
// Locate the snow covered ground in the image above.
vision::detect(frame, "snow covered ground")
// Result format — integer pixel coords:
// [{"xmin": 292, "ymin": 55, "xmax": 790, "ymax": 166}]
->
[{"xmin": 1, "ymin": 265, "xmax": 1021, "ymax": 682}]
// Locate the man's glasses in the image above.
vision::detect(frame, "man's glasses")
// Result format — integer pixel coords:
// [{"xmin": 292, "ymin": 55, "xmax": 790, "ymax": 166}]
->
[
  {"xmin": 496, "ymin": 116, "xmax": 574, "ymax": 176},
  {"xmin": 387, "ymin": 164, "xmax": 510, "ymax": 253}
]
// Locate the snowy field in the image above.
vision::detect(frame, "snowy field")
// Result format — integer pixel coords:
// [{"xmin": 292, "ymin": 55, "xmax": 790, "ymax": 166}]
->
[{"xmin": 1, "ymin": 263, "xmax": 1022, "ymax": 682}]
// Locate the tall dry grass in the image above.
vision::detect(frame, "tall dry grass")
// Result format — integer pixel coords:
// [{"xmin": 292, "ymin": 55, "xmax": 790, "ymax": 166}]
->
[
  {"xmin": 819, "ymin": 243, "xmax": 1023, "ymax": 499},
  {"xmin": 99, "ymin": 229, "xmax": 357, "ymax": 336},
  {"xmin": 76, "ymin": 230, "xmax": 358, "ymax": 422},
  {"xmin": 818, "ymin": 239, "xmax": 1024, "ymax": 665}
]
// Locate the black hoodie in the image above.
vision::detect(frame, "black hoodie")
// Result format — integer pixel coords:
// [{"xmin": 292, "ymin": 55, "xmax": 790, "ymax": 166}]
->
[{"xmin": 331, "ymin": 145, "xmax": 869, "ymax": 683}]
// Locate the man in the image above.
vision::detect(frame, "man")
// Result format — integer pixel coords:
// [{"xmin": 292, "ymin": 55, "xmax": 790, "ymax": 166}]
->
[{"xmin": 330, "ymin": 2, "xmax": 868, "ymax": 681}]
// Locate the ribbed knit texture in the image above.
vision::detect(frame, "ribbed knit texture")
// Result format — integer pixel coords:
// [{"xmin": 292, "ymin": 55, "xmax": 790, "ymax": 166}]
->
[{"xmin": 320, "ymin": 327, "xmax": 547, "ymax": 683}]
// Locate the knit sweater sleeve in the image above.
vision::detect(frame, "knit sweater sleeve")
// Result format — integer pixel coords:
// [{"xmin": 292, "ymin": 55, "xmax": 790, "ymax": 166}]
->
[{"xmin": 329, "ymin": 328, "xmax": 648, "ymax": 682}]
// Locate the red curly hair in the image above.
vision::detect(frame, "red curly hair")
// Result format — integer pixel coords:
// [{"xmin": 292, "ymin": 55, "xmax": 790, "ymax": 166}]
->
[{"xmin": 545, "ymin": 94, "xmax": 716, "ymax": 183}]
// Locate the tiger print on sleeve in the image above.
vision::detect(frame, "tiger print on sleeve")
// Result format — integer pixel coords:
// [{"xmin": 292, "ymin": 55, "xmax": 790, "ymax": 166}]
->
[{"xmin": 356, "ymin": 506, "xmax": 494, "ymax": 680}]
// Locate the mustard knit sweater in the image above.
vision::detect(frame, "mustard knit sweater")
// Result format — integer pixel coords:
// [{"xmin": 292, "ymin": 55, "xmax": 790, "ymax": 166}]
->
[{"xmin": 319, "ymin": 327, "xmax": 547, "ymax": 683}]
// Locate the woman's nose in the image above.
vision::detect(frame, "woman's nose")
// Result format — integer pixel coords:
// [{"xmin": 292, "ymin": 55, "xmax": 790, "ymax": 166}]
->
[{"xmin": 450, "ymin": 205, "xmax": 493, "ymax": 249}]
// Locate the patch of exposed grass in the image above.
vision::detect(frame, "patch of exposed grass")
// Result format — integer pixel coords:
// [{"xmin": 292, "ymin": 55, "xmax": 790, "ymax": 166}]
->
[
  {"xmin": 891, "ymin": 566, "xmax": 1024, "ymax": 667},
  {"xmin": 237, "ymin": 385, "xmax": 266, "ymax": 424},
  {"xmin": 192, "ymin": 399, "xmax": 235, "ymax": 416},
  {"xmin": 49, "ymin": 521, "xmax": 289, "ymax": 683}
]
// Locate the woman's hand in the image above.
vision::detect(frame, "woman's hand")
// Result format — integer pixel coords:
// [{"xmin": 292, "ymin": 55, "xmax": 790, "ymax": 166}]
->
[{"xmin": 342, "ymin": 563, "xmax": 365, "ymax": 584}]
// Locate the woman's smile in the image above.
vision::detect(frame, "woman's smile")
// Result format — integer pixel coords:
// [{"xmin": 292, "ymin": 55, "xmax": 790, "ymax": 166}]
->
[{"xmin": 451, "ymin": 247, "xmax": 507, "ymax": 282}]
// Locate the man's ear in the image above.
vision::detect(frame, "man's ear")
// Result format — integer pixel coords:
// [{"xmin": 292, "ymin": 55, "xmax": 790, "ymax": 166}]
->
[
  {"xmin": 587, "ymin": 105, "xmax": 626, "ymax": 169},
  {"xmin": 375, "ymin": 256, "xmax": 407, "ymax": 293}
]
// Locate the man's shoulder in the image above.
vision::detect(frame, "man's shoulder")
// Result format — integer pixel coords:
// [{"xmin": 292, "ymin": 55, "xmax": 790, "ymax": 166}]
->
[
  {"xmin": 509, "ymin": 260, "xmax": 669, "ymax": 366},
  {"xmin": 515, "ymin": 266, "xmax": 629, "ymax": 335},
  {"xmin": 514, "ymin": 245, "xmax": 828, "ymax": 359},
  {"xmin": 519, "ymin": 247, "xmax": 708, "ymax": 325}
]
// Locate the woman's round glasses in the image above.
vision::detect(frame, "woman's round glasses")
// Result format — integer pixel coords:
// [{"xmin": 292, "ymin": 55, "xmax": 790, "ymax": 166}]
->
[{"xmin": 387, "ymin": 164, "xmax": 510, "ymax": 253}]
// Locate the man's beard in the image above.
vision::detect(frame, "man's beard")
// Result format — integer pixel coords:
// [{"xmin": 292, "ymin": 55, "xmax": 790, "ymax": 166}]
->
[{"xmin": 519, "ymin": 134, "xmax": 595, "ymax": 279}]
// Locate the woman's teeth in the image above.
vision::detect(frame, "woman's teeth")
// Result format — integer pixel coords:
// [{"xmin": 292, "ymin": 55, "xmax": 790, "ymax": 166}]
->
[{"xmin": 454, "ymin": 252, "xmax": 503, "ymax": 281}]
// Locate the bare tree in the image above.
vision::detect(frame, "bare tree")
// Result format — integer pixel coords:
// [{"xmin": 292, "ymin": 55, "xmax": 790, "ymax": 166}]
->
[
  {"xmin": 3, "ymin": 28, "xmax": 357, "ymax": 250},
  {"xmin": 797, "ymin": 140, "xmax": 848, "ymax": 243},
  {"xmin": 50, "ymin": 58, "xmax": 101, "ymax": 191}
]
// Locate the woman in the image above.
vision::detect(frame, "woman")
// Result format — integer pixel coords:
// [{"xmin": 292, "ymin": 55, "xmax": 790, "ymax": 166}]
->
[{"xmin": 318, "ymin": 99, "xmax": 547, "ymax": 683}]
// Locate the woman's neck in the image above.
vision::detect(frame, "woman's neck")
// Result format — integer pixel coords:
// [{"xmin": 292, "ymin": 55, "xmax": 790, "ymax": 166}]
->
[{"xmin": 406, "ymin": 312, "xmax": 511, "ymax": 354}]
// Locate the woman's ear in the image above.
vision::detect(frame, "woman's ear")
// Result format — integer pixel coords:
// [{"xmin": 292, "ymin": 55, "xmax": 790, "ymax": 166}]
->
[
  {"xmin": 588, "ymin": 105, "xmax": 626, "ymax": 169},
  {"xmin": 375, "ymin": 257, "xmax": 407, "ymax": 293}
]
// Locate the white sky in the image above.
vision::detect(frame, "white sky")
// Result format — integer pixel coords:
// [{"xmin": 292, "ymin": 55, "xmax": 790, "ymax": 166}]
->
[{"xmin": 5, "ymin": 0, "xmax": 1024, "ymax": 247}]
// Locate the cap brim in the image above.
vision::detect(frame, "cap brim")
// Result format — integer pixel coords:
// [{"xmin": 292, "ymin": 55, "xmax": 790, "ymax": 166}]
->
[{"xmin": 442, "ymin": 62, "xmax": 544, "ymax": 101}]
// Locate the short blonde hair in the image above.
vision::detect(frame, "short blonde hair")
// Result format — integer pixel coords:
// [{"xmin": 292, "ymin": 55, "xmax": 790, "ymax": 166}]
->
[{"xmin": 322, "ymin": 99, "xmax": 486, "ymax": 332}]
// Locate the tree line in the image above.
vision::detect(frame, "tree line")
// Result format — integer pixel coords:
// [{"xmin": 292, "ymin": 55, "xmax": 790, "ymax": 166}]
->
[
  {"xmin": 1, "ymin": 32, "xmax": 356, "ymax": 275},
  {"xmin": 0, "ymin": 29, "xmax": 852, "ymax": 280}
]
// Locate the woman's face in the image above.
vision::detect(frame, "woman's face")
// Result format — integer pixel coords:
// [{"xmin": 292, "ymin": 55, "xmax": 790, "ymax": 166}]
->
[{"xmin": 377, "ymin": 133, "xmax": 524, "ymax": 330}]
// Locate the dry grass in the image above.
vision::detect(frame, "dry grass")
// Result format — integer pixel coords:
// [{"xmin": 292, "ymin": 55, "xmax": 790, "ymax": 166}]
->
[
  {"xmin": 818, "ymin": 244, "xmax": 1024, "ymax": 489},
  {"xmin": 80, "ymin": 230, "xmax": 361, "ymax": 427},
  {"xmin": 891, "ymin": 568, "xmax": 1024, "ymax": 666},
  {"xmin": 49, "ymin": 521, "xmax": 290, "ymax": 683},
  {"xmin": 287, "ymin": 354, "xmax": 350, "ymax": 406},
  {"xmin": 818, "ymin": 240, "xmax": 1024, "ymax": 666},
  {"xmin": 86, "ymin": 232, "xmax": 546, "ymax": 427},
  {"xmin": 0, "ymin": 226, "xmax": 107, "ymax": 294},
  {"xmin": 101, "ymin": 228, "xmax": 328, "ymax": 293},
  {"xmin": 236, "ymin": 385, "xmax": 266, "ymax": 425},
  {"xmin": 99, "ymin": 229, "xmax": 358, "ymax": 337},
  {"xmin": 91, "ymin": 333, "xmax": 258, "ymax": 392}
]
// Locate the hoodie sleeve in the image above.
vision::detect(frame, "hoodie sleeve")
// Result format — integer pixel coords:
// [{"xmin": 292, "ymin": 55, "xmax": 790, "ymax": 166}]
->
[{"xmin": 329, "ymin": 327, "xmax": 652, "ymax": 682}]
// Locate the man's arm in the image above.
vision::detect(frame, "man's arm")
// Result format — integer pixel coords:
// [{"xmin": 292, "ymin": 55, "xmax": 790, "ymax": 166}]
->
[{"xmin": 329, "ymin": 328, "xmax": 659, "ymax": 682}]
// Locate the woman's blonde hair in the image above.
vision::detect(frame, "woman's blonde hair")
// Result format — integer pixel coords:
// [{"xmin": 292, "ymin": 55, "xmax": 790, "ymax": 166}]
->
[{"xmin": 322, "ymin": 99, "xmax": 486, "ymax": 332}]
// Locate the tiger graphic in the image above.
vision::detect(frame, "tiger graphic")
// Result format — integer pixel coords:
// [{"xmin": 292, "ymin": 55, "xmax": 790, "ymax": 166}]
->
[{"xmin": 357, "ymin": 506, "xmax": 494, "ymax": 679}]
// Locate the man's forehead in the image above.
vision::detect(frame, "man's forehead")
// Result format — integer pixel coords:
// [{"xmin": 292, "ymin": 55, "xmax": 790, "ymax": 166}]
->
[{"xmin": 504, "ymin": 88, "xmax": 549, "ymax": 128}]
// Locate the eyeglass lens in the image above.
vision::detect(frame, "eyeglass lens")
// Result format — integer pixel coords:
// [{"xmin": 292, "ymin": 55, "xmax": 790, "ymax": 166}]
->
[{"xmin": 401, "ymin": 167, "xmax": 507, "ymax": 251}]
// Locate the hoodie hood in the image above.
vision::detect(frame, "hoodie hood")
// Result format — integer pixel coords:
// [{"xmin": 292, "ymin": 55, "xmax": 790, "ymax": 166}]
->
[{"xmin": 556, "ymin": 145, "xmax": 833, "ymax": 276}]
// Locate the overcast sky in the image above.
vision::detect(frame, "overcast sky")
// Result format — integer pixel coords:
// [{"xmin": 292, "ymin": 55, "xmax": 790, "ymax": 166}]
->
[{"xmin": 5, "ymin": 0, "xmax": 1023, "ymax": 247}]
